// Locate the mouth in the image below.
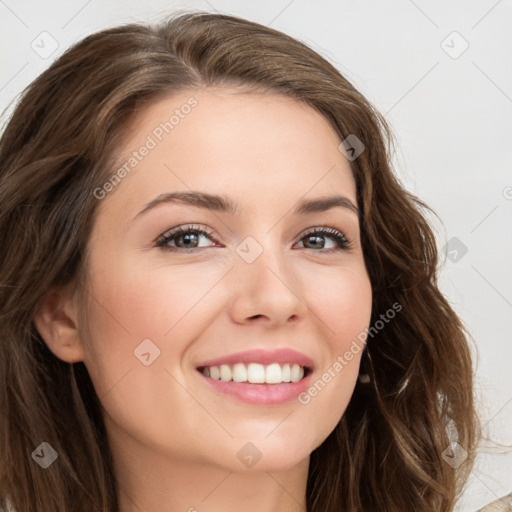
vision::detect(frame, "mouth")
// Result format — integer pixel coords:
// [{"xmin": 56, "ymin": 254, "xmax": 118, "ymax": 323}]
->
[
  {"xmin": 194, "ymin": 348, "xmax": 314, "ymax": 405},
  {"xmin": 197, "ymin": 362, "xmax": 311, "ymax": 384}
]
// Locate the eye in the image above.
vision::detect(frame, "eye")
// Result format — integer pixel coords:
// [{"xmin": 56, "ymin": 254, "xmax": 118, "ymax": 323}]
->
[
  {"xmin": 295, "ymin": 227, "xmax": 352, "ymax": 253},
  {"xmin": 155, "ymin": 224, "xmax": 218, "ymax": 252}
]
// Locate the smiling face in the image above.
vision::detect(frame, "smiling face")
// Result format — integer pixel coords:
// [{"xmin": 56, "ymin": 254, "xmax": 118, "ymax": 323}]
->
[{"xmin": 74, "ymin": 86, "xmax": 372, "ymax": 472}]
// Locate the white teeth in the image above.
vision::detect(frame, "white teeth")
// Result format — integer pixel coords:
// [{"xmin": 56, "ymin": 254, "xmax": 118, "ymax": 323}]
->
[
  {"xmin": 232, "ymin": 363, "xmax": 248, "ymax": 382},
  {"xmin": 290, "ymin": 364, "xmax": 303, "ymax": 383},
  {"xmin": 209, "ymin": 366, "xmax": 221, "ymax": 380},
  {"xmin": 281, "ymin": 363, "xmax": 291, "ymax": 382},
  {"xmin": 200, "ymin": 362, "xmax": 307, "ymax": 384},
  {"xmin": 247, "ymin": 363, "xmax": 265, "ymax": 383},
  {"xmin": 220, "ymin": 364, "xmax": 232, "ymax": 382},
  {"xmin": 265, "ymin": 363, "xmax": 282, "ymax": 384}
]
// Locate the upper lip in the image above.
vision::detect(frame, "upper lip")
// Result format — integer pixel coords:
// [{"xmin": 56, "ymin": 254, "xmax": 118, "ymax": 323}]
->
[{"xmin": 197, "ymin": 348, "xmax": 314, "ymax": 370}]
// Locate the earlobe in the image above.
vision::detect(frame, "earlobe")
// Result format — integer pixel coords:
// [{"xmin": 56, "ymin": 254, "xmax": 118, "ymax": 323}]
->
[{"xmin": 33, "ymin": 285, "xmax": 85, "ymax": 363}]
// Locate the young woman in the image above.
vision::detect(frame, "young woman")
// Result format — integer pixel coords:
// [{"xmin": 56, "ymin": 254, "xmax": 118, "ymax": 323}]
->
[{"xmin": 0, "ymin": 11, "xmax": 480, "ymax": 512}]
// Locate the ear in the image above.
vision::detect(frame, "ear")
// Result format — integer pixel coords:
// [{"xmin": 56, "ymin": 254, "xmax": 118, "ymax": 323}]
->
[{"xmin": 33, "ymin": 284, "xmax": 85, "ymax": 363}]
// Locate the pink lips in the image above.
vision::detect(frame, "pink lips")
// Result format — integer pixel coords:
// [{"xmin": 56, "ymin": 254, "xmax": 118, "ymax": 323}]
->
[
  {"xmin": 198, "ymin": 375, "xmax": 313, "ymax": 405},
  {"xmin": 196, "ymin": 348, "xmax": 314, "ymax": 406},
  {"xmin": 197, "ymin": 348, "xmax": 314, "ymax": 369}
]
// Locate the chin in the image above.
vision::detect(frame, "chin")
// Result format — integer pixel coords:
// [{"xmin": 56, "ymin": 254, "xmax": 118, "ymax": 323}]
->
[{"xmin": 223, "ymin": 434, "xmax": 315, "ymax": 473}]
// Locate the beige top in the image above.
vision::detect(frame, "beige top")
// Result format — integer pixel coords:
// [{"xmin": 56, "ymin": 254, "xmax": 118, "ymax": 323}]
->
[{"xmin": 478, "ymin": 492, "xmax": 512, "ymax": 511}]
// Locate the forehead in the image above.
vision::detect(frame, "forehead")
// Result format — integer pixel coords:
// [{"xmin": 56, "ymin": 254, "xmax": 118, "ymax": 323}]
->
[{"xmin": 100, "ymin": 87, "xmax": 356, "ymax": 218}]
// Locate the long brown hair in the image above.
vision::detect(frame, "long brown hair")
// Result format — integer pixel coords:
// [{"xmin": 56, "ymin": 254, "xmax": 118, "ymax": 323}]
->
[{"xmin": 0, "ymin": 11, "xmax": 479, "ymax": 511}]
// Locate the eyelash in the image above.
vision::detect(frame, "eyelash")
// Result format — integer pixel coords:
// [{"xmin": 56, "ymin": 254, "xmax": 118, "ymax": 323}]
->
[{"xmin": 155, "ymin": 224, "xmax": 352, "ymax": 254}]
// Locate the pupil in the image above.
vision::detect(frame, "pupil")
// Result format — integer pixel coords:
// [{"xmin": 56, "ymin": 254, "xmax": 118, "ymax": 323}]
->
[
  {"xmin": 307, "ymin": 235, "xmax": 324, "ymax": 249},
  {"xmin": 182, "ymin": 233, "xmax": 197, "ymax": 248}
]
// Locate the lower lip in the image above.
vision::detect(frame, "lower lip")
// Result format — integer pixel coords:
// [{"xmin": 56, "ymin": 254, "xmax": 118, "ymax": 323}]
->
[{"xmin": 197, "ymin": 370, "xmax": 313, "ymax": 405}]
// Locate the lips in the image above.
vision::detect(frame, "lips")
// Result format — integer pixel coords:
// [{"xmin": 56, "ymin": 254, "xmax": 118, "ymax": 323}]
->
[{"xmin": 196, "ymin": 348, "xmax": 314, "ymax": 369}]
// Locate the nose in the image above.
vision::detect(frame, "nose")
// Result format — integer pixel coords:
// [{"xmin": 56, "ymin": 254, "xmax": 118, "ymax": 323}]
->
[{"xmin": 227, "ymin": 237, "xmax": 308, "ymax": 327}]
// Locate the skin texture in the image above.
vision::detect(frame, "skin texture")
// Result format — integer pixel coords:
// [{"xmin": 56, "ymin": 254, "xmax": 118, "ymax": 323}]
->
[{"xmin": 35, "ymin": 87, "xmax": 373, "ymax": 512}]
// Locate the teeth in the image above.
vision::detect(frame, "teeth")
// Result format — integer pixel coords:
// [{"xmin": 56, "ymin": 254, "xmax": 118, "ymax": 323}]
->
[
  {"xmin": 232, "ymin": 363, "xmax": 248, "ymax": 382},
  {"xmin": 209, "ymin": 366, "xmax": 220, "ymax": 380},
  {"xmin": 281, "ymin": 363, "xmax": 291, "ymax": 382},
  {"xmin": 201, "ymin": 362, "xmax": 307, "ymax": 384},
  {"xmin": 220, "ymin": 364, "xmax": 232, "ymax": 382},
  {"xmin": 265, "ymin": 363, "xmax": 282, "ymax": 384},
  {"xmin": 291, "ymin": 364, "xmax": 304, "ymax": 383},
  {"xmin": 247, "ymin": 363, "xmax": 265, "ymax": 383}
]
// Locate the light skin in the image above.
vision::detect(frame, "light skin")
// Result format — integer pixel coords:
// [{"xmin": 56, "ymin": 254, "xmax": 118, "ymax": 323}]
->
[{"xmin": 34, "ymin": 87, "xmax": 372, "ymax": 512}]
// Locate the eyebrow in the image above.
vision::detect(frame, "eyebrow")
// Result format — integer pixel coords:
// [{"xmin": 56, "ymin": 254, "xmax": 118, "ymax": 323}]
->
[{"xmin": 133, "ymin": 191, "xmax": 359, "ymax": 220}]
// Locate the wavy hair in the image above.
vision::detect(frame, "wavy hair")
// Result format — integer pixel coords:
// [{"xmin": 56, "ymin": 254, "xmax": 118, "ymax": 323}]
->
[{"xmin": 0, "ymin": 11, "xmax": 479, "ymax": 512}]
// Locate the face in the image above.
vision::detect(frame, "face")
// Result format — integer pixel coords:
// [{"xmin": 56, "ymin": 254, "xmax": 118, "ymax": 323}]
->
[{"xmin": 77, "ymin": 87, "xmax": 372, "ymax": 472}]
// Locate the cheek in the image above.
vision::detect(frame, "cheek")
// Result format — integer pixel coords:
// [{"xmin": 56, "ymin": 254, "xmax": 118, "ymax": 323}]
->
[
  {"xmin": 294, "ymin": 265, "xmax": 371, "ymax": 436},
  {"xmin": 309, "ymin": 264, "xmax": 373, "ymax": 349},
  {"xmin": 82, "ymin": 257, "xmax": 206, "ymax": 345},
  {"xmin": 78, "ymin": 255, "xmax": 224, "ymax": 395},
  {"xmin": 77, "ymin": 258, "xmax": 215, "ymax": 451}
]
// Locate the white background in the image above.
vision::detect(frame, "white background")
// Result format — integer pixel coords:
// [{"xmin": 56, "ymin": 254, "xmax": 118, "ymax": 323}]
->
[{"xmin": 1, "ymin": 1, "xmax": 510, "ymax": 510}]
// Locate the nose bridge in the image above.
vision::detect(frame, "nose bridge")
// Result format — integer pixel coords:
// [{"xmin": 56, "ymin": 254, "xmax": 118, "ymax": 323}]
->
[
  {"xmin": 228, "ymin": 230, "xmax": 306, "ymax": 323},
  {"xmin": 236, "ymin": 230, "xmax": 288, "ymax": 283}
]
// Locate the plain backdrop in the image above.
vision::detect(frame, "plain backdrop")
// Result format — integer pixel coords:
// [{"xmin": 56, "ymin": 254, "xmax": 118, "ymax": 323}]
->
[{"xmin": 0, "ymin": 1, "xmax": 511, "ymax": 510}]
